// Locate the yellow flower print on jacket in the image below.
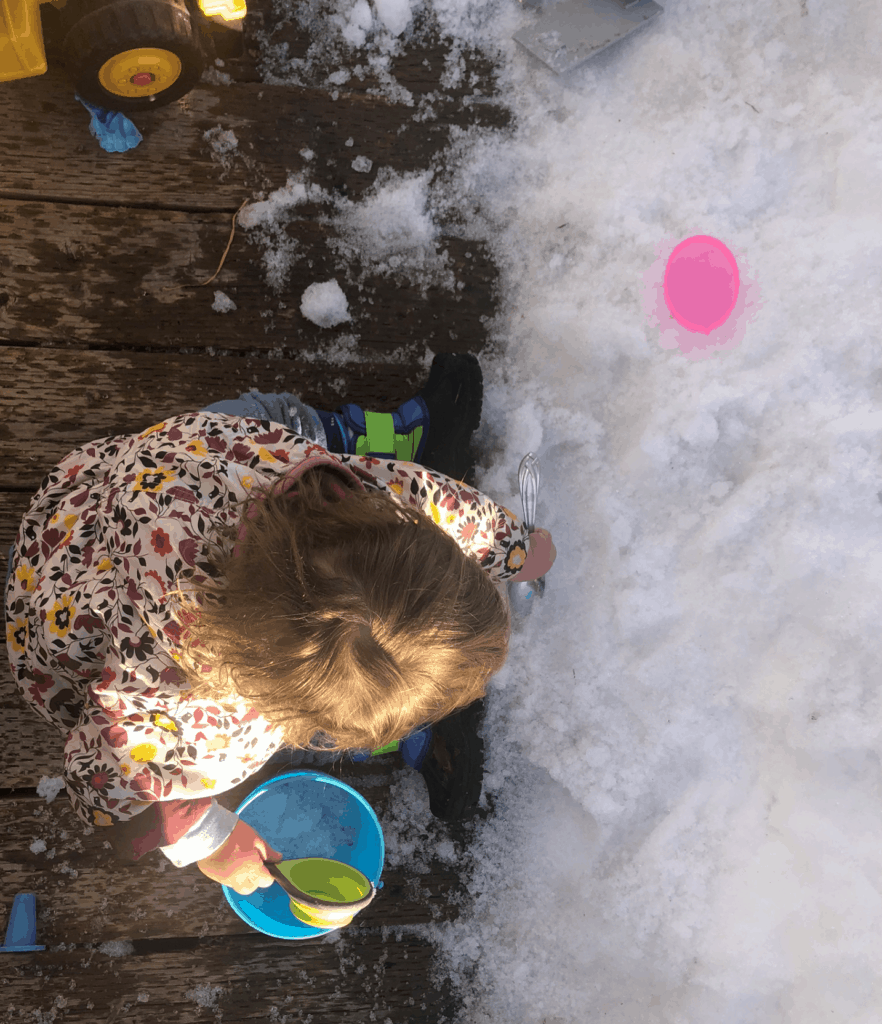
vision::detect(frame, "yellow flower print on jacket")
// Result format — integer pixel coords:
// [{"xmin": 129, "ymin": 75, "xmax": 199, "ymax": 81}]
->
[
  {"xmin": 133, "ymin": 468, "xmax": 177, "ymax": 493},
  {"xmin": 15, "ymin": 564, "xmax": 35, "ymax": 592},
  {"xmin": 186, "ymin": 438, "xmax": 209, "ymax": 457},
  {"xmin": 7, "ymin": 617, "xmax": 28, "ymax": 654},
  {"xmin": 150, "ymin": 712, "xmax": 179, "ymax": 733},
  {"xmin": 504, "ymin": 543, "xmax": 528, "ymax": 574},
  {"xmin": 48, "ymin": 596, "xmax": 76, "ymax": 638},
  {"xmin": 139, "ymin": 422, "xmax": 167, "ymax": 439},
  {"xmin": 130, "ymin": 742, "xmax": 158, "ymax": 763},
  {"xmin": 201, "ymin": 778, "xmax": 216, "ymax": 789}
]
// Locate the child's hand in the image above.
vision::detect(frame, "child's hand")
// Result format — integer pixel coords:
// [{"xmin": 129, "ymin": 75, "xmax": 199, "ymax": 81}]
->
[
  {"xmin": 511, "ymin": 528, "xmax": 557, "ymax": 582},
  {"xmin": 197, "ymin": 819, "xmax": 284, "ymax": 895}
]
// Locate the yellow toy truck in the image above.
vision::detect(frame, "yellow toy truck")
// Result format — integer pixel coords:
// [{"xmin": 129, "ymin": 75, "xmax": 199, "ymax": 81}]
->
[{"xmin": 0, "ymin": 0, "xmax": 245, "ymax": 110}]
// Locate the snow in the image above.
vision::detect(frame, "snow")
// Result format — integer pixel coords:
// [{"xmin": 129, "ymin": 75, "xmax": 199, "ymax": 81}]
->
[
  {"xmin": 408, "ymin": 1, "xmax": 882, "ymax": 1018},
  {"xmin": 98, "ymin": 940, "xmax": 134, "ymax": 957},
  {"xmin": 36, "ymin": 776, "xmax": 65, "ymax": 803},
  {"xmin": 373, "ymin": 0, "xmax": 413, "ymax": 37},
  {"xmin": 300, "ymin": 279, "xmax": 352, "ymax": 327},
  {"xmin": 172, "ymin": 0, "xmax": 882, "ymax": 1019},
  {"xmin": 238, "ymin": 177, "xmax": 310, "ymax": 230},
  {"xmin": 203, "ymin": 127, "xmax": 238, "ymax": 155},
  {"xmin": 334, "ymin": 172, "xmax": 436, "ymax": 259},
  {"xmin": 351, "ymin": 155, "xmax": 373, "ymax": 173},
  {"xmin": 212, "ymin": 291, "xmax": 237, "ymax": 313},
  {"xmin": 185, "ymin": 984, "xmax": 225, "ymax": 1008}
]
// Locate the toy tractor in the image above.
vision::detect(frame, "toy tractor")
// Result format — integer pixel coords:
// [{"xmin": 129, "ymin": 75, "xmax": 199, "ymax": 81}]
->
[{"xmin": 0, "ymin": 0, "xmax": 246, "ymax": 110}]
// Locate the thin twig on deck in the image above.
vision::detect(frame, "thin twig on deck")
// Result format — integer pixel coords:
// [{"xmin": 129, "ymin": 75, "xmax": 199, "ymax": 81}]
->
[
  {"xmin": 160, "ymin": 198, "xmax": 248, "ymax": 291},
  {"xmin": 197, "ymin": 198, "xmax": 249, "ymax": 287}
]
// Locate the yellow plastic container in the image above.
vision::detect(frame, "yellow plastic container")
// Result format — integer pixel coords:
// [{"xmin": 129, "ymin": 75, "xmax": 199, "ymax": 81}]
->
[
  {"xmin": 0, "ymin": 0, "xmax": 48, "ymax": 82},
  {"xmin": 197, "ymin": 0, "xmax": 246, "ymax": 21}
]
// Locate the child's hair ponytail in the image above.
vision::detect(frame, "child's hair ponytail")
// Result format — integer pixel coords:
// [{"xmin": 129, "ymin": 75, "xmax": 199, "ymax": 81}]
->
[{"xmin": 173, "ymin": 467, "xmax": 510, "ymax": 752}]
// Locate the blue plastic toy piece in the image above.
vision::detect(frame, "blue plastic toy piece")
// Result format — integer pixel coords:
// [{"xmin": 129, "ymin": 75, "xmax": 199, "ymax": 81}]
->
[
  {"xmin": 75, "ymin": 94, "xmax": 143, "ymax": 153},
  {"xmin": 350, "ymin": 727, "xmax": 431, "ymax": 771},
  {"xmin": 400, "ymin": 728, "xmax": 431, "ymax": 771},
  {"xmin": 1, "ymin": 893, "xmax": 45, "ymax": 952}
]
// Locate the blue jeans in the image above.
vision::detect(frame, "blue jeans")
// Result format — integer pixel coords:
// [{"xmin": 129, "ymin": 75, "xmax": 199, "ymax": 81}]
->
[{"xmin": 201, "ymin": 391, "xmax": 328, "ymax": 448}]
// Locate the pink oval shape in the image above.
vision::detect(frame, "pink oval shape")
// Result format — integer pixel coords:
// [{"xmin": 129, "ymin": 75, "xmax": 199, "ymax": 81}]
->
[{"xmin": 663, "ymin": 235, "xmax": 740, "ymax": 335}]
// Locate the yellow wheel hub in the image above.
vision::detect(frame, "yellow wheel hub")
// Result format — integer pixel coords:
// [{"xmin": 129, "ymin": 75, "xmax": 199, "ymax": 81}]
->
[{"xmin": 98, "ymin": 48, "xmax": 182, "ymax": 98}]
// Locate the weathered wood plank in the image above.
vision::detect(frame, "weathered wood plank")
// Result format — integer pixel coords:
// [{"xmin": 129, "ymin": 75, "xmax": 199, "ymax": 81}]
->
[
  {"xmin": 0, "ymin": 198, "xmax": 496, "ymax": 351},
  {"xmin": 0, "ymin": 346, "xmax": 436, "ymax": 491},
  {"xmin": 1, "ymin": 491, "xmax": 30, "ymax": 553},
  {"xmin": 0, "ymin": 698, "xmax": 65, "ymax": 788},
  {"xmin": 1, "ymin": 929, "xmax": 459, "ymax": 1023},
  {"xmin": 0, "ymin": 8, "xmax": 508, "ymax": 211},
  {"xmin": 1, "ymin": 784, "xmax": 464, "ymax": 941}
]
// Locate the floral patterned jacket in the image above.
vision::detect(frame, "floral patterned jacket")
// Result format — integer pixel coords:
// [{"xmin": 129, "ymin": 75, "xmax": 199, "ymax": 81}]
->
[{"xmin": 5, "ymin": 412, "xmax": 528, "ymax": 862}]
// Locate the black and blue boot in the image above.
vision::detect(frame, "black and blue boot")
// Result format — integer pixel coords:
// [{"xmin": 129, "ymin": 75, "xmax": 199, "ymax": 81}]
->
[
  {"xmin": 315, "ymin": 353, "xmax": 483, "ymax": 483},
  {"xmin": 350, "ymin": 701, "xmax": 486, "ymax": 822}
]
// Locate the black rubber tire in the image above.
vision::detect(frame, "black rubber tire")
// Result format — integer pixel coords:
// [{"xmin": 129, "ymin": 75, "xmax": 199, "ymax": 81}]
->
[{"xmin": 62, "ymin": 0, "xmax": 206, "ymax": 112}]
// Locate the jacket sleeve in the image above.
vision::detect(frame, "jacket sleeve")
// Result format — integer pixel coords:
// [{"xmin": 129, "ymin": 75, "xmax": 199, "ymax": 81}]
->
[
  {"xmin": 344, "ymin": 458, "xmax": 532, "ymax": 582},
  {"xmin": 104, "ymin": 794, "xmax": 238, "ymax": 864},
  {"xmin": 60, "ymin": 694, "xmax": 262, "ymax": 862}
]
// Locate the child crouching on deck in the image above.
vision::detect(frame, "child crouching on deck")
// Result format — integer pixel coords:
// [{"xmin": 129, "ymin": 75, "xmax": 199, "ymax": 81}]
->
[{"xmin": 5, "ymin": 355, "xmax": 556, "ymax": 897}]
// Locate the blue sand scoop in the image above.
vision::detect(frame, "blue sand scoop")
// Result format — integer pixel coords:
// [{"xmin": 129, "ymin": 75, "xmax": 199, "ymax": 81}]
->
[{"xmin": 1, "ymin": 893, "xmax": 45, "ymax": 952}]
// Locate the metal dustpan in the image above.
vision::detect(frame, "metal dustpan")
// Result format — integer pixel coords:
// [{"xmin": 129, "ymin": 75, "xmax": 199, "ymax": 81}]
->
[{"xmin": 514, "ymin": 0, "xmax": 663, "ymax": 76}]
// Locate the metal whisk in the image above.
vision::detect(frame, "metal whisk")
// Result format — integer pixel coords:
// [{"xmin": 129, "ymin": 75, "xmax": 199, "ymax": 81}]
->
[{"xmin": 508, "ymin": 452, "xmax": 546, "ymax": 618}]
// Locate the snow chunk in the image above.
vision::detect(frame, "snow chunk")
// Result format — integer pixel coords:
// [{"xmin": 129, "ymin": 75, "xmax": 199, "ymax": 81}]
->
[
  {"xmin": 351, "ymin": 155, "xmax": 373, "ymax": 173},
  {"xmin": 374, "ymin": 0, "xmax": 412, "ymax": 36},
  {"xmin": 30, "ymin": 839, "xmax": 47, "ymax": 854},
  {"xmin": 99, "ymin": 940, "xmax": 134, "ymax": 957},
  {"xmin": 202, "ymin": 66, "xmax": 232, "ymax": 86},
  {"xmin": 186, "ymin": 984, "xmax": 224, "ymax": 1008},
  {"xmin": 201, "ymin": 128, "xmax": 237, "ymax": 172},
  {"xmin": 335, "ymin": 171, "xmax": 436, "ymax": 258},
  {"xmin": 37, "ymin": 776, "xmax": 65, "ymax": 803},
  {"xmin": 300, "ymin": 280, "xmax": 351, "ymax": 327},
  {"xmin": 339, "ymin": 0, "xmax": 373, "ymax": 47},
  {"xmin": 203, "ymin": 126, "xmax": 237, "ymax": 155},
  {"xmin": 239, "ymin": 178, "xmax": 309, "ymax": 230},
  {"xmin": 212, "ymin": 291, "xmax": 237, "ymax": 314}
]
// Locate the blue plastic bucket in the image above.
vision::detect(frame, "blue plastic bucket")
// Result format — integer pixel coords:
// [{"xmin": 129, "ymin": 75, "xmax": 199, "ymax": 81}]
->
[{"xmin": 222, "ymin": 770, "xmax": 385, "ymax": 939}]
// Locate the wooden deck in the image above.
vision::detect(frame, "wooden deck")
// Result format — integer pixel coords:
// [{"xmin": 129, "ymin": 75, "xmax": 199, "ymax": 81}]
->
[{"xmin": 1, "ymin": 6, "xmax": 508, "ymax": 1019}]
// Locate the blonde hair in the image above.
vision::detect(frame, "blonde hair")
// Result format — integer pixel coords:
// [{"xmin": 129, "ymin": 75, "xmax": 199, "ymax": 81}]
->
[{"xmin": 173, "ymin": 467, "xmax": 510, "ymax": 751}]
